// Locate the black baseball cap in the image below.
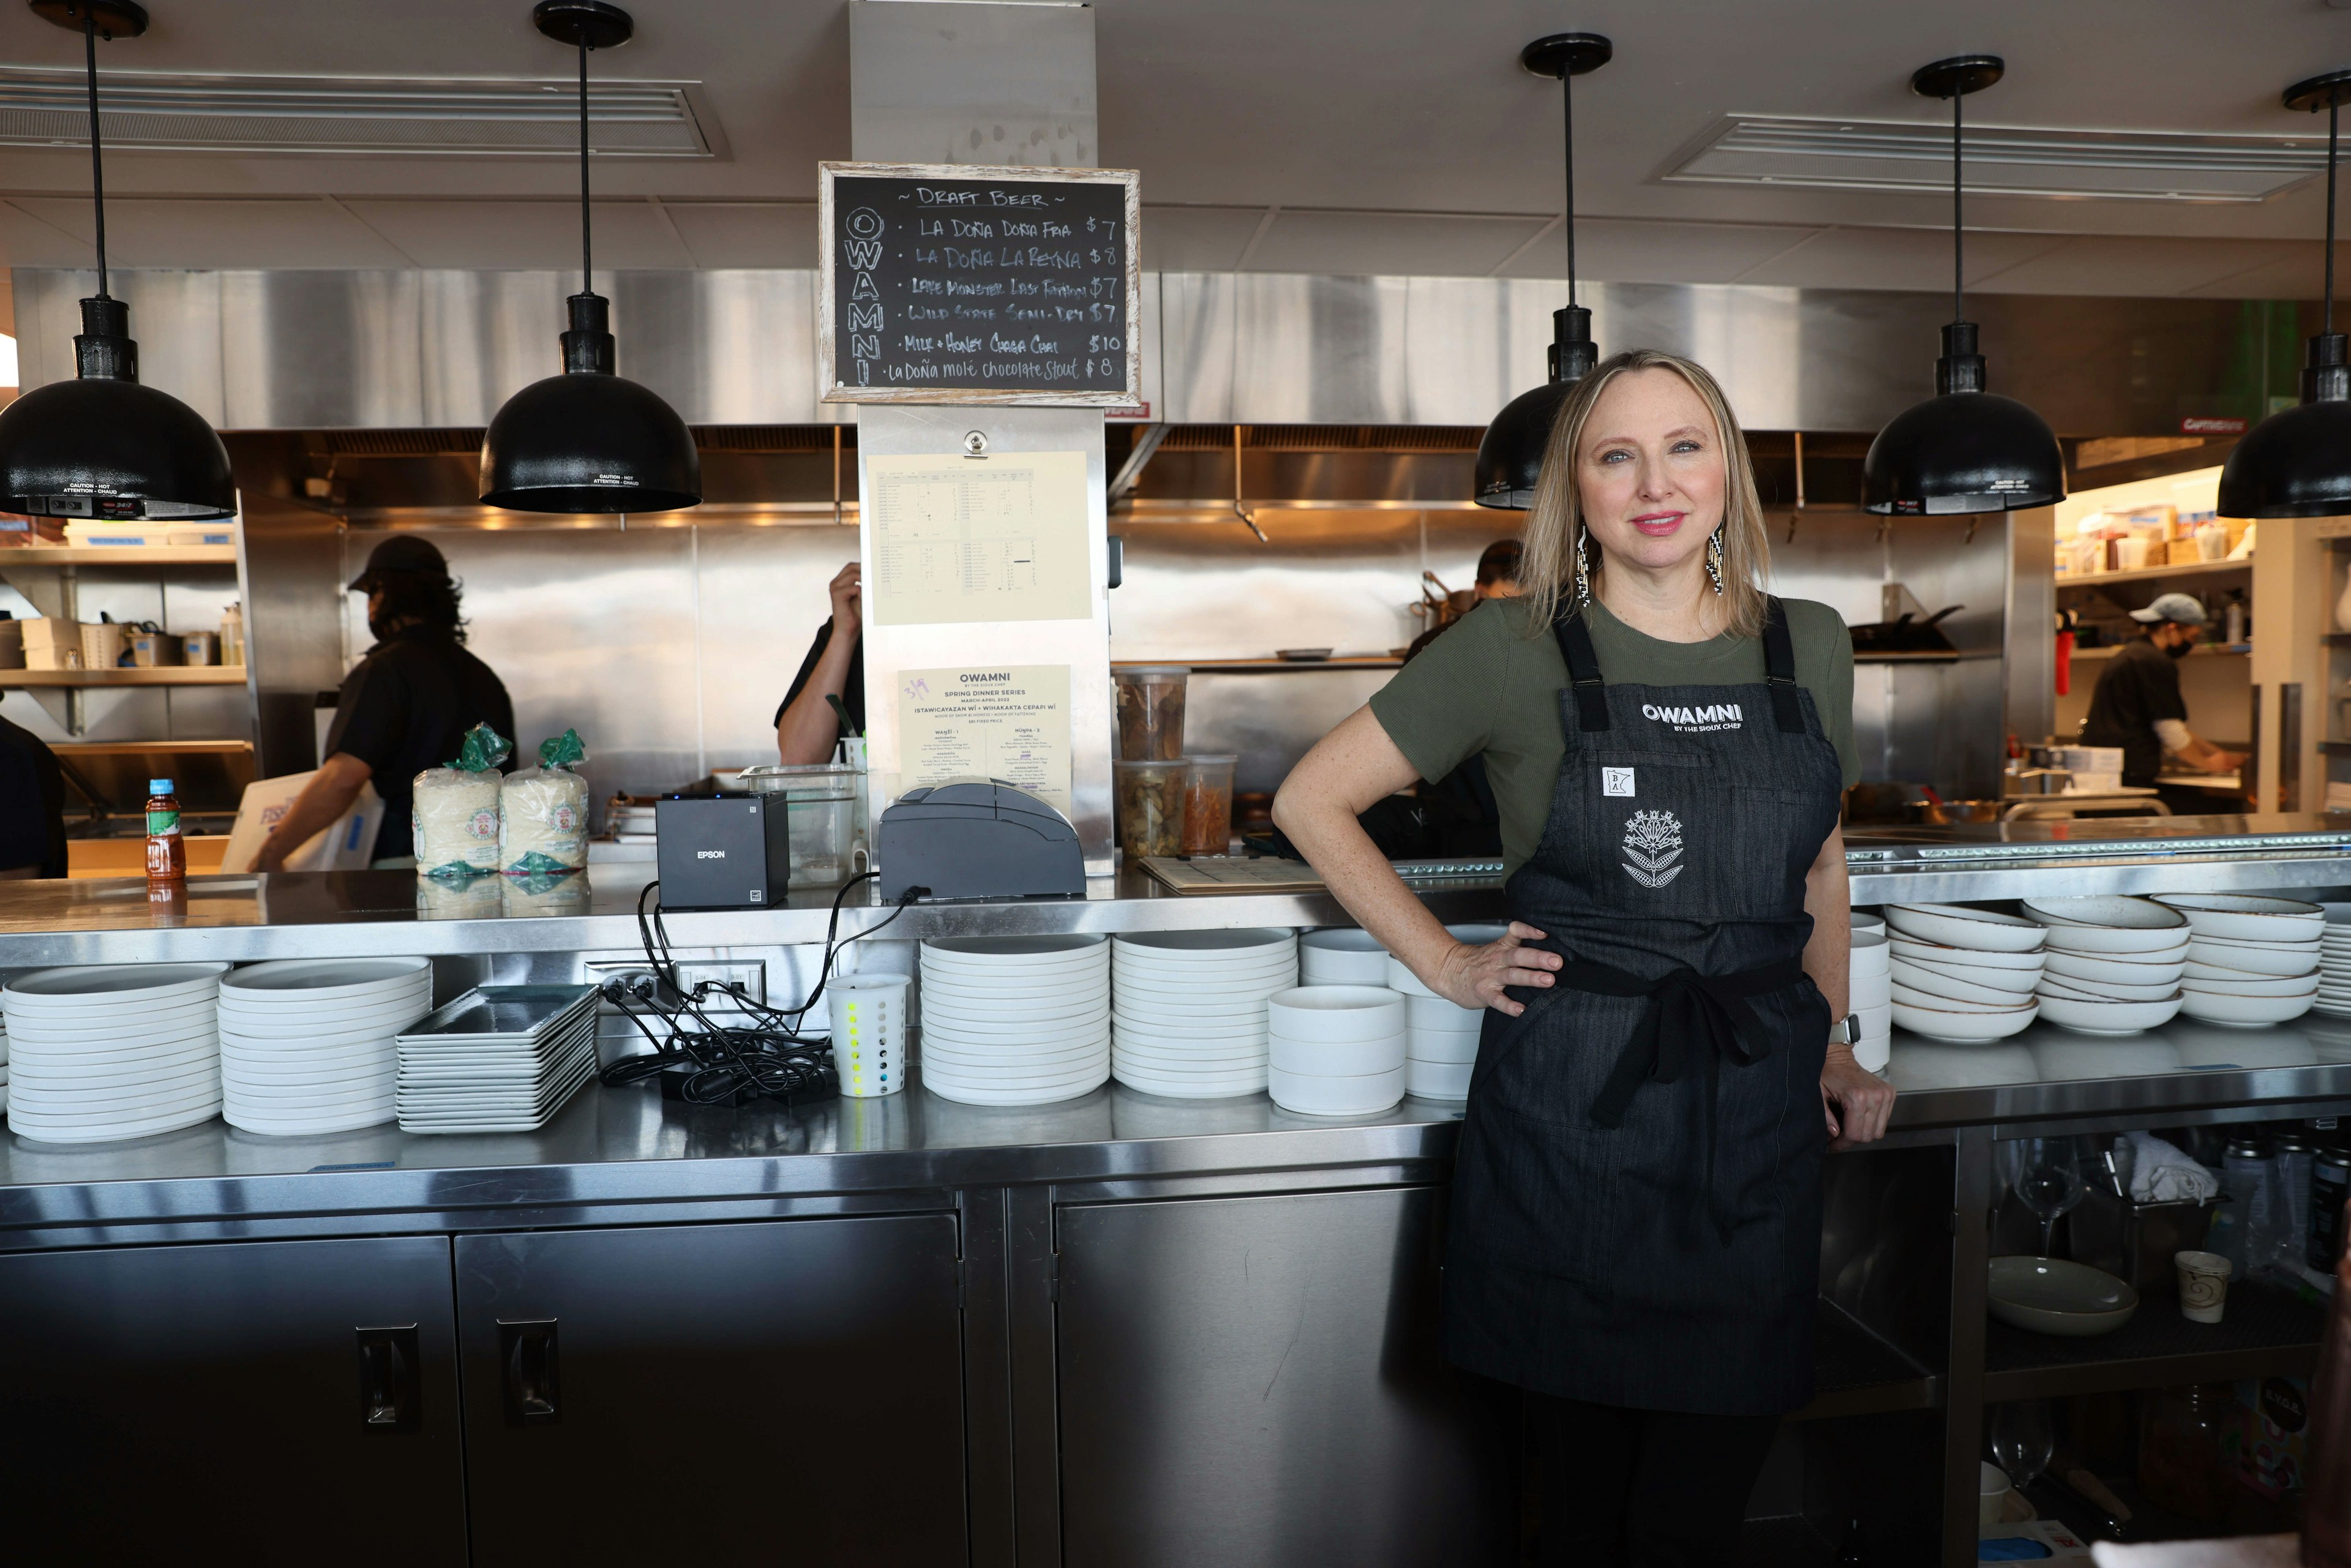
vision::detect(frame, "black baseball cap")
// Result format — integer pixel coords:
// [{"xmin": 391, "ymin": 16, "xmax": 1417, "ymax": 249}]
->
[{"xmin": 348, "ymin": 535, "xmax": 449, "ymax": 593}]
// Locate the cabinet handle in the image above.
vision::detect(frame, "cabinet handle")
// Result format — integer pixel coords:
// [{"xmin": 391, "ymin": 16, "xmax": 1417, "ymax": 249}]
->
[
  {"xmin": 356, "ymin": 1326, "xmax": 421, "ymax": 1434},
  {"xmin": 498, "ymin": 1319, "xmax": 560, "ymax": 1426}
]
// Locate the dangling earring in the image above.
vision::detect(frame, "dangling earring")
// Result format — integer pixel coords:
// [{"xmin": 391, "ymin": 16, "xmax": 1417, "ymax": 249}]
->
[
  {"xmin": 1704, "ymin": 526, "xmax": 1725, "ymax": 596},
  {"xmin": 1572, "ymin": 525, "xmax": 1592, "ymax": 609}
]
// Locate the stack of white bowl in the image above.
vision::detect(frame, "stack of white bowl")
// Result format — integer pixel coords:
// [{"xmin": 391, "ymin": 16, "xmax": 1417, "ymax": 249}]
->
[
  {"xmin": 1849, "ymin": 928, "xmax": 1891, "ymax": 1071},
  {"xmin": 0, "ymin": 1007, "xmax": 10, "ymax": 1115},
  {"xmin": 1886, "ymin": 904, "xmax": 2042, "ymax": 1043},
  {"xmin": 2157, "ymin": 893, "xmax": 2323, "ymax": 1027},
  {"xmin": 2019, "ymin": 895, "xmax": 2188, "ymax": 1036},
  {"xmin": 1300, "ymin": 928, "xmax": 1389, "ymax": 986},
  {"xmin": 217, "ymin": 958, "xmax": 434, "ymax": 1135},
  {"xmin": 1267, "ymin": 986, "xmax": 1407, "ymax": 1116},
  {"xmin": 0, "ymin": 964, "xmax": 227, "ymax": 1143},
  {"xmin": 2319, "ymin": 905, "xmax": 2351, "ymax": 1019},
  {"xmin": 1384, "ymin": 924, "xmax": 1506, "ymax": 1100},
  {"xmin": 1111, "ymin": 929, "xmax": 1297, "ymax": 1098},
  {"xmin": 919, "ymin": 936, "xmax": 1111, "ymax": 1106}
]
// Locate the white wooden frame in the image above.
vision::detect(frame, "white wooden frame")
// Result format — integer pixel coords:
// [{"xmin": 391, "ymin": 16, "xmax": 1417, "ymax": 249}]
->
[{"xmin": 817, "ymin": 160, "xmax": 1142, "ymax": 408}]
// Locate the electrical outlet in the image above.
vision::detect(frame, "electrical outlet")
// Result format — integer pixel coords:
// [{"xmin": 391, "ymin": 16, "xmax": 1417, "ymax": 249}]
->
[{"xmin": 583, "ymin": 958, "xmax": 766, "ymax": 1011}]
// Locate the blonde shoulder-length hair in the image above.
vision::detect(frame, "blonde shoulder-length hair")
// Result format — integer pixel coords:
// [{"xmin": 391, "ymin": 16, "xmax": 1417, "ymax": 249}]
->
[{"xmin": 1520, "ymin": 348, "xmax": 1773, "ymax": 640}]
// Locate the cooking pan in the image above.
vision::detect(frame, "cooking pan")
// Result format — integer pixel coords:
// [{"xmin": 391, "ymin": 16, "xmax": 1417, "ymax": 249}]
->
[{"xmin": 1849, "ymin": 605, "xmax": 1963, "ymax": 655}]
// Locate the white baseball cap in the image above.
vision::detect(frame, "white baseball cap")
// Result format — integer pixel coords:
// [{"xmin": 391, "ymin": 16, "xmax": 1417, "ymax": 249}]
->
[{"xmin": 2128, "ymin": 592, "xmax": 2209, "ymax": 626}]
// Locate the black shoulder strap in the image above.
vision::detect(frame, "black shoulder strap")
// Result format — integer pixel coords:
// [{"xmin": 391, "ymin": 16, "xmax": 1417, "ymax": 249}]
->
[
  {"xmin": 1761, "ymin": 596, "xmax": 1804, "ymax": 734},
  {"xmin": 1553, "ymin": 611, "xmax": 1611, "ymax": 732}
]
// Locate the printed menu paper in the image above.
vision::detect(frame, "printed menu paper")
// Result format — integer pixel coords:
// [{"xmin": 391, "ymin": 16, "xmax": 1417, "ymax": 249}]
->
[
  {"xmin": 893, "ymin": 664, "xmax": 1073, "ymax": 821},
  {"xmin": 865, "ymin": 451, "xmax": 1092, "ymax": 626}
]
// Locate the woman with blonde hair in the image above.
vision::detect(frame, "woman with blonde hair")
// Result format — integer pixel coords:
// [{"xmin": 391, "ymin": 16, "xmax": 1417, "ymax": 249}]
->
[{"xmin": 1273, "ymin": 349, "xmax": 1895, "ymax": 1564}]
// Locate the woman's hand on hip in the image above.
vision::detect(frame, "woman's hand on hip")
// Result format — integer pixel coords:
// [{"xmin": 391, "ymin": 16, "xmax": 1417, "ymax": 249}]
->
[
  {"xmin": 1427, "ymin": 921, "xmax": 1560, "ymax": 1016},
  {"xmin": 1820, "ymin": 1045, "xmax": 1896, "ymax": 1149}
]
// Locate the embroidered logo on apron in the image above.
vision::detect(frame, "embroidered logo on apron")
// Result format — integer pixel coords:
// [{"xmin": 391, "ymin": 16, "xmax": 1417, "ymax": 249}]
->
[{"xmin": 1619, "ymin": 808, "xmax": 1685, "ymax": 888}]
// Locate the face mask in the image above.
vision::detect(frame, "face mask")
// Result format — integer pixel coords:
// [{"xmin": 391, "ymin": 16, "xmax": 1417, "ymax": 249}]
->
[{"xmin": 2162, "ymin": 634, "xmax": 2193, "ymax": 659}]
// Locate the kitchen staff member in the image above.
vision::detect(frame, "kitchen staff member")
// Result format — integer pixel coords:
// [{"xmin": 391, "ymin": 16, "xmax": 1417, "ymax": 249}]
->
[
  {"xmin": 776, "ymin": 561, "xmax": 861, "ymax": 765},
  {"xmin": 1403, "ymin": 538, "xmax": 1525, "ymax": 661},
  {"xmin": 2079, "ymin": 592, "xmax": 2243, "ymax": 811},
  {"xmin": 1274, "ymin": 349, "xmax": 1894, "ymax": 1565},
  {"xmin": 0, "ymin": 712, "xmax": 67, "ymax": 879},
  {"xmin": 257, "ymin": 537, "xmax": 514, "ymax": 870}
]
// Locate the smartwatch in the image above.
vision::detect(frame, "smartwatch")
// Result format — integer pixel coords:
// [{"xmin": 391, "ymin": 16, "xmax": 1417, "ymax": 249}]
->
[{"xmin": 1831, "ymin": 1012, "xmax": 1861, "ymax": 1047}]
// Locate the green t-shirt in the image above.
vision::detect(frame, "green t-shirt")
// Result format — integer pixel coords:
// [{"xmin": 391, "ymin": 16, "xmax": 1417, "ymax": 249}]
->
[{"xmin": 1369, "ymin": 596, "xmax": 1858, "ymax": 876}]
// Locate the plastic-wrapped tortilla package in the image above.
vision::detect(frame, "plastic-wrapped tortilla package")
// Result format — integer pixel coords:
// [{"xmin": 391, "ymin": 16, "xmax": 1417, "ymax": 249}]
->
[
  {"xmin": 501, "ymin": 729, "xmax": 590, "ymax": 876},
  {"xmin": 412, "ymin": 723, "xmax": 511, "ymax": 879}
]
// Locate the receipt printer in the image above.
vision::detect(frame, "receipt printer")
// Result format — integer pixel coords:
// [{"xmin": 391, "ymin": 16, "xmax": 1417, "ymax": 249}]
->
[
  {"xmin": 654, "ymin": 794, "xmax": 789, "ymax": 910},
  {"xmin": 876, "ymin": 779, "xmax": 1084, "ymax": 902}
]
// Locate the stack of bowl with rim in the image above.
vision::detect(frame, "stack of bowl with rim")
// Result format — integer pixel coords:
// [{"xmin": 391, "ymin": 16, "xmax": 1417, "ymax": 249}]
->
[
  {"xmin": 2018, "ymin": 896, "xmax": 2187, "ymax": 1036},
  {"xmin": 918, "ymin": 936, "xmax": 1111, "ymax": 1105},
  {"xmin": 2156, "ymin": 893, "xmax": 2322, "ymax": 1027},
  {"xmin": 1849, "ymin": 917, "xmax": 1891, "ymax": 1071},
  {"xmin": 1266, "ymin": 987, "xmax": 1408, "ymax": 1116},
  {"xmin": 1886, "ymin": 904, "xmax": 2042, "ymax": 1042},
  {"xmin": 1111, "ymin": 928, "xmax": 1297, "ymax": 1097}
]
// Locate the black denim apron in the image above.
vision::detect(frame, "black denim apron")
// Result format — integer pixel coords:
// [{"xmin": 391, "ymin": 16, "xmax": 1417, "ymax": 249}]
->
[{"xmin": 1443, "ymin": 597, "xmax": 1844, "ymax": 1416}]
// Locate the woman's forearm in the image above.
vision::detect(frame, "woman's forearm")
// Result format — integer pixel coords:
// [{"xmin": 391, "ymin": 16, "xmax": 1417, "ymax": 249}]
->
[{"xmin": 1801, "ymin": 824, "xmax": 1850, "ymax": 1018}]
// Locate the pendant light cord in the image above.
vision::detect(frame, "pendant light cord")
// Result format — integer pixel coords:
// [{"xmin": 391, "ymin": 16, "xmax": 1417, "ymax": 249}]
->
[
  {"xmin": 82, "ymin": 7, "xmax": 107, "ymax": 300},
  {"xmin": 1951, "ymin": 88, "xmax": 1963, "ymax": 325},
  {"xmin": 2328, "ymin": 96, "xmax": 2339, "ymax": 335},
  {"xmin": 1562, "ymin": 65, "xmax": 1577, "ymax": 307},
  {"xmin": 577, "ymin": 36, "xmax": 591, "ymax": 293}
]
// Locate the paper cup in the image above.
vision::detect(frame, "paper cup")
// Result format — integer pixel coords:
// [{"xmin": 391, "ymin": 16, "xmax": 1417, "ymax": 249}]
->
[
  {"xmin": 2175, "ymin": 1249, "xmax": 2233, "ymax": 1324},
  {"xmin": 828, "ymin": 974, "xmax": 909, "ymax": 1098},
  {"xmin": 1978, "ymin": 1461, "xmax": 2012, "ymax": 1527}
]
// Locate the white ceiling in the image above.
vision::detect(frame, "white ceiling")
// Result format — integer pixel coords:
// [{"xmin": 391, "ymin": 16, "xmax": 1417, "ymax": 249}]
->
[{"xmin": 0, "ymin": 0, "xmax": 2339, "ymax": 296}]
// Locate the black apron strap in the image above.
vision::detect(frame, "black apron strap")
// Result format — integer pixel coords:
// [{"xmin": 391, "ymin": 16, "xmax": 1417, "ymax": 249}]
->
[
  {"xmin": 1761, "ymin": 595, "xmax": 1805, "ymax": 735},
  {"xmin": 1552, "ymin": 612, "xmax": 1611, "ymax": 732}
]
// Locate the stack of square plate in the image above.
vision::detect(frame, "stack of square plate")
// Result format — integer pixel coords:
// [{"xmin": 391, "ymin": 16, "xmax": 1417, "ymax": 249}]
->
[
  {"xmin": 0, "ymin": 964, "xmax": 227, "ymax": 1143},
  {"xmin": 218, "ymin": 958, "xmax": 434, "ymax": 1136},
  {"xmin": 918, "ymin": 936, "xmax": 1111, "ymax": 1106},
  {"xmin": 392, "ymin": 985, "xmax": 598, "ymax": 1133},
  {"xmin": 1111, "ymin": 929, "xmax": 1297, "ymax": 1098}
]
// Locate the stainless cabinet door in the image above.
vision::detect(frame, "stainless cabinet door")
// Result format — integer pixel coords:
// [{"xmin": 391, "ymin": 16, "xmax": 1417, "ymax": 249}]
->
[
  {"xmin": 1056, "ymin": 1187, "xmax": 1517, "ymax": 1568},
  {"xmin": 0, "ymin": 1236, "xmax": 466, "ymax": 1566},
  {"xmin": 454, "ymin": 1214, "xmax": 967, "ymax": 1567}
]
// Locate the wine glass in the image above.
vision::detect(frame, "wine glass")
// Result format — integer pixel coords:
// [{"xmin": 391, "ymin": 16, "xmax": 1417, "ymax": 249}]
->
[
  {"xmin": 2012, "ymin": 1136, "xmax": 2087, "ymax": 1258},
  {"xmin": 1989, "ymin": 1399, "xmax": 2055, "ymax": 1496}
]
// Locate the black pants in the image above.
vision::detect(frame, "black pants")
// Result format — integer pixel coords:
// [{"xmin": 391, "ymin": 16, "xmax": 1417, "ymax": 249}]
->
[{"xmin": 1531, "ymin": 1394, "xmax": 1781, "ymax": 1567}]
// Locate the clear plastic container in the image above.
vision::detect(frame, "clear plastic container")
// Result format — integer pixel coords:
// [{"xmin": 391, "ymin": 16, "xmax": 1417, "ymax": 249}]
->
[
  {"xmin": 738, "ymin": 764, "xmax": 858, "ymax": 887},
  {"xmin": 1180, "ymin": 754, "xmax": 1237, "ymax": 856},
  {"xmin": 1113, "ymin": 759, "xmax": 1187, "ymax": 860},
  {"xmin": 1114, "ymin": 666, "xmax": 1188, "ymax": 760}
]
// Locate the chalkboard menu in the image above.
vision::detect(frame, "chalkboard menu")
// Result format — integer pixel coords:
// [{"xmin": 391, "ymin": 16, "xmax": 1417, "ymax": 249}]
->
[{"xmin": 817, "ymin": 161, "xmax": 1141, "ymax": 407}]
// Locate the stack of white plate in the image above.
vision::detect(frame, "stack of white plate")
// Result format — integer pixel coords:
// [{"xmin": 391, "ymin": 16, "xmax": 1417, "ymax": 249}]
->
[
  {"xmin": 2156, "ymin": 893, "xmax": 2322, "ymax": 1027},
  {"xmin": 0, "ymin": 1007, "xmax": 10, "ymax": 1115},
  {"xmin": 1300, "ymin": 928, "xmax": 1389, "ymax": 986},
  {"xmin": 1267, "ymin": 987, "xmax": 1407, "ymax": 1116},
  {"xmin": 393, "ymin": 985, "xmax": 599, "ymax": 1133},
  {"xmin": 918, "ymin": 936, "xmax": 1110, "ymax": 1106},
  {"xmin": 1849, "ymin": 929, "xmax": 1891, "ymax": 1071},
  {"xmin": 217, "ymin": 958, "xmax": 434, "ymax": 1136},
  {"xmin": 1111, "ymin": 929, "xmax": 1297, "ymax": 1098},
  {"xmin": 0, "ymin": 964, "xmax": 227, "ymax": 1143},
  {"xmin": 2319, "ymin": 906, "xmax": 2351, "ymax": 1019},
  {"xmin": 2020, "ymin": 895, "xmax": 2188, "ymax": 1036},
  {"xmin": 1886, "ymin": 904, "xmax": 2042, "ymax": 1042}
]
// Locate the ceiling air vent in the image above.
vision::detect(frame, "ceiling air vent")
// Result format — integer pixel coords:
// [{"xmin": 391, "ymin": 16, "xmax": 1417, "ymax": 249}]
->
[
  {"xmin": 0, "ymin": 69, "xmax": 719, "ymax": 157},
  {"xmin": 1665, "ymin": 116, "xmax": 2325, "ymax": 202}
]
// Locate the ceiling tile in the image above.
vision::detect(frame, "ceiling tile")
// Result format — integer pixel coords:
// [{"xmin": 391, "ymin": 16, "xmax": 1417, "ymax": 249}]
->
[
  {"xmin": 1499, "ymin": 218, "xmax": 1823, "ymax": 283},
  {"xmin": 661, "ymin": 203, "xmax": 817, "ymax": 268},
  {"xmin": 7, "ymin": 197, "xmax": 411, "ymax": 268},
  {"xmin": 2179, "ymin": 248, "xmax": 2327, "ymax": 299},
  {"xmin": 341, "ymin": 200, "xmax": 697, "ymax": 269},
  {"xmin": 1732, "ymin": 226, "xmax": 2066, "ymax": 291},
  {"xmin": 1970, "ymin": 236, "xmax": 2314, "ymax": 298},
  {"xmin": 1141, "ymin": 205, "xmax": 1267, "ymax": 270},
  {"xmin": 1243, "ymin": 210, "xmax": 1548, "ymax": 277}
]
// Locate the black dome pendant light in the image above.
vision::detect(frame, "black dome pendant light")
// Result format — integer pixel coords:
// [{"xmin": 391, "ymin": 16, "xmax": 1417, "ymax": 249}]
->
[
  {"xmin": 1863, "ymin": 56, "xmax": 2064, "ymax": 516},
  {"xmin": 0, "ymin": 1, "xmax": 233, "ymax": 521},
  {"xmin": 479, "ymin": 0, "xmax": 699, "ymax": 514},
  {"xmin": 2217, "ymin": 69, "xmax": 2351, "ymax": 519},
  {"xmin": 1474, "ymin": 32, "xmax": 1611, "ymax": 510}
]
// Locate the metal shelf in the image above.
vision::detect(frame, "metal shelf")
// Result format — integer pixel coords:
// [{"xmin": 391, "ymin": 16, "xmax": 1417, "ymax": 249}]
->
[
  {"xmin": 0, "ymin": 667, "xmax": 246, "ymax": 689},
  {"xmin": 2056, "ymin": 558, "xmax": 2251, "ymax": 588},
  {"xmin": 1979, "ymin": 1280, "xmax": 2323, "ymax": 1402},
  {"xmin": 0, "ymin": 546, "xmax": 238, "ymax": 566},
  {"xmin": 2069, "ymin": 643, "xmax": 2248, "ymax": 660}
]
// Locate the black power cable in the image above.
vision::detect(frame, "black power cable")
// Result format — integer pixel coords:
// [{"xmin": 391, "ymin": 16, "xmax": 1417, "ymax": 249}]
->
[{"xmin": 597, "ymin": 872, "xmax": 918, "ymax": 1106}]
